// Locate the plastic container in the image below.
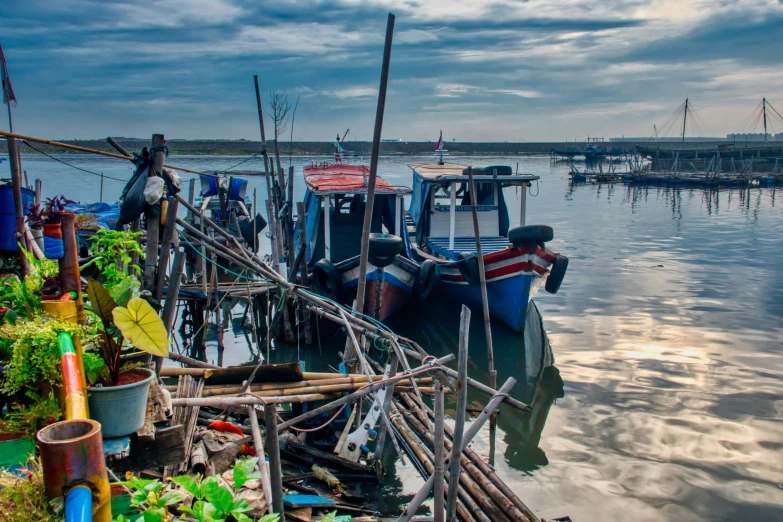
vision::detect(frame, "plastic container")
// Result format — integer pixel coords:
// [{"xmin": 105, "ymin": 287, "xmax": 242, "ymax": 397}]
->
[
  {"xmin": 87, "ymin": 368, "xmax": 154, "ymax": 438},
  {"xmin": 0, "ymin": 182, "xmax": 34, "ymax": 251}
]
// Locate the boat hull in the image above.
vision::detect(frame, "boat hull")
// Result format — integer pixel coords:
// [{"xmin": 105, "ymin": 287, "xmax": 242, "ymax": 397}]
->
[
  {"xmin": 337, "ymin": 255, "xmax": 418, "ymax": 323},
  {"xmin": 436, "ymin": 245, "xmax": 554, "ymax": 332}
]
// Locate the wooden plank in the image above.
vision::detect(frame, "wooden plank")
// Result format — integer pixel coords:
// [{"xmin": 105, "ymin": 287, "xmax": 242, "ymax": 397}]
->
[{"xmin": 110, "ymin": 425, "xmax": 185, "ymax": 473}]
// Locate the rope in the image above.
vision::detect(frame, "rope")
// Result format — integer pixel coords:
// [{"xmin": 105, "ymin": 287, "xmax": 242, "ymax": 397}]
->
[
  {"xmin": 216, "ymin": 153, "xmax": 261, "ymax": 174},
  {"xmin": 177, "ymin": 229, "xmax": 269, "ymax": 282},
  {"xmin": 21, "ymin": 141, "xmax": 128, "ymax": 182}
]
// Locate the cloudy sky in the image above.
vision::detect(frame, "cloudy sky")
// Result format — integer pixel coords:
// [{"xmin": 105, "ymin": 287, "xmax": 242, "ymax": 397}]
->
[{"xmin": 1, "ymin": 0, "xmax": 782, "ymax": 141}]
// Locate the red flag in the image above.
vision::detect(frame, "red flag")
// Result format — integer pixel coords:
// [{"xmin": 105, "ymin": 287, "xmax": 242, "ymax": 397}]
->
[
  {"xmin": 435, "ymin": 130, "xmax": 443, "ymax": 152},
  {"xmin": 0, "ymin": 45, "xmax": 17, "ymax": 107}
]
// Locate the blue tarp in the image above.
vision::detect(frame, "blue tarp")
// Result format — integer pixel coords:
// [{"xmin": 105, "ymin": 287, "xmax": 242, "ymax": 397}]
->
[
  {"xmin": 67, "ymin": 202, "xmax": 121, "ymax": 230},
  {"xmin": 292, "ymin": 189, "xmax": 322, "ymax": 265},
  {"xmin": 408, "ymin": 172, "xmax": 430, "ymax": 225}
]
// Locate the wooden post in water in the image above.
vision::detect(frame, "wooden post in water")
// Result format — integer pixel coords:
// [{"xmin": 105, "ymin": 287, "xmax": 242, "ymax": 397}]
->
[
  {"xmin": 247, "ymin": 406, "xmax": 274, "ymax": 513},
  {"xmin": 286, "ymin": 165, "xmax": 295, "ymax": 270},
  {"xmin": 296, "ymin": 202, "xmax": 312, "ymax": 344},
  {"xmin": 144, "ymin": 134, "xmax": 164, "ymax": 292},
  {"xmin": 34, "ymin": 179, "xmax": 42, "ymax": 206},
  {"xmin": 155, "ymin": 196, "xmax": 180, "ymax": 303},
  {"xmin": 433, "ymin": 379, "xmax": 446, "ymax": 522},
  {"xmin": 467, "ymin": 167, "xmax": 498, "ymax": 457},
  {"xmin": 7, "ymin": 137, "xmax": 28, "ymax": 277},
  {"xmin": 157, "ymin": 250, "xmax": 185, "ymax": 376},
  {"xmin": 446, "ymin": 305, "xmax": 470, "ymax": 522},
  {"xmin": 266, "ymin": 200, "xmax": 280, "ymax": 274},
  {"xmin": 264, "ymin": 404, "xmax": 284, "ymax": 516},
  {"xmin": 346, "ymin": 11, "xmax": 395, "ymax": 365}
]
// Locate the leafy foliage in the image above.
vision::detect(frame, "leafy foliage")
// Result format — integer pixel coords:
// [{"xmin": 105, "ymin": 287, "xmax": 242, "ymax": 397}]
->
[
  {"xmin": 25, "ymin": 196, "xmax": 77, "ymax": 226},
  {"xmin": 82, "ymin": 350, "xmax": 108, "ymax": 387},
  {"xmin": 0, "ymin": 316, "xmax": 85, "ymax": 395},
  {"xmin": 116, "ymin": 475, "xmax": 186, "ymax": 522},
  {"xmin": 233, "ymin": 458, "xmax": 262, "ymax": 490},
  {"xmin": 86, "ymin": 281, "xmax": 167, "ymax": 385},
  {"xmin": 0, "ymin": 457, "xmax": 58, "ymax": 522},
  {"xmin": 0, "ymin": 392, "xmax": 61, "ymax": 434},
  {"xmin": 82, "ymin": 229, "xmax": 144, "ymax": 288},
  {"xmin": 113, "ymin": 298, "xmax": 169, "ymax": 358},
  {"xmin": 116, "ymin": 470, "xmax": 280, "ymax": 522}
]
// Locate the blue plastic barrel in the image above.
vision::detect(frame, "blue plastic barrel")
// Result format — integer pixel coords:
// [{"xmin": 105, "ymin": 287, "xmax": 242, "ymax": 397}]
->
[{"xmin": 0, "ymin": 181, "xmax": 35, "ymax": 251}]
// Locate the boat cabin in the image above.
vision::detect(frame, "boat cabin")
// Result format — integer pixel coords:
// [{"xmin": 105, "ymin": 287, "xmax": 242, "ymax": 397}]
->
[
  {"xmin": 407, "ymin": 163, "xmax": 539, "ymax": 259},
  {"xmin": 301, "ymin": 163, "xmax": 411, "ymax": 266}
]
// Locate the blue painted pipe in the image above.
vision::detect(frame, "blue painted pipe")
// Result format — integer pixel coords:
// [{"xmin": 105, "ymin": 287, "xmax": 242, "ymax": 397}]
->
[{"xmin": 65, "ymin": 485, "xmax": 93, "ymax": 522}]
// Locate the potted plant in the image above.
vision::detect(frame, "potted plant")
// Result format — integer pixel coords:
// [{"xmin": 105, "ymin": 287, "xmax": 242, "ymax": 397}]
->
[
  {"xmin": 85, "ymin": 279, "xmax": 168, "ymax": 438},
  {"xmin": 26, "ymin": 196, "xmax": 77, "ymax": 260}
]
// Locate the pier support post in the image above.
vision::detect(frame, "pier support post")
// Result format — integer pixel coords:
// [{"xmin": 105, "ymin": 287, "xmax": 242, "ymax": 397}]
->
[
  {"xmin": 264, "ymin": 404, "xmax": 285, "ymax": 516},
  {"xmin": 446, "ymin": 305, "xmax": 470, "ymax": 522}
]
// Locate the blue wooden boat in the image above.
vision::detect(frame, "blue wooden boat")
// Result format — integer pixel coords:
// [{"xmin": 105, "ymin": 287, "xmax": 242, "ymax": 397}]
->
[
  {"xmin": 299, "ymin": 163, "xmax": 414, "ymax": 322},
  {"xmin": 405, "ymin": 163, "xmax": 568, "ymax": 332}
]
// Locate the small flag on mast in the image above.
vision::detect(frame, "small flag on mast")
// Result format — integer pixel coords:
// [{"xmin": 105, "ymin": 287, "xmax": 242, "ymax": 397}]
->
[
  {"xmin": 435, "ymin": 130, "xmax": 444, "ymax": 152},
  {"xmin": 0, "ymin": 45, "xmax": 17, "ymax": 107}
]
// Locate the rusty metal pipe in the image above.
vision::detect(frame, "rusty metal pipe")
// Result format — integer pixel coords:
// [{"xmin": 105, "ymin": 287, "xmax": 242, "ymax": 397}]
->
[{"xmin": 37, "ymin": 419, "xmax": 111, "ymax": 522}]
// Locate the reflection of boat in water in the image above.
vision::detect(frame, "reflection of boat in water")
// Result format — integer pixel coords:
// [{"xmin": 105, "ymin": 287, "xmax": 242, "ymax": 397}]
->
[
  {"xmin": 501, "ymin": 301, "xmax": 564, "ymax": 471},
  {"xmin": 408, "ymin": 298, "xmax": 563, "ymax": 471}
]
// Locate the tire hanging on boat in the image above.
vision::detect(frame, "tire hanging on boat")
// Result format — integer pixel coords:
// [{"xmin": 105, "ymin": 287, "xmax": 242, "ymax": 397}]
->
[
  {"xmin": 368, "ymin": 233, "xmax": 402, "ymax": 268},
  {"xmin": 312, "ymin": 259, "xmax": 343, "ymax": 302},
  {"xmin": 508, "ymin": 225, "xmax": 554, "ymax": 245},
  {"xmin": 545, "ymin": 254, "xmax": 568, "ymax": 294},
  {"xmin": 456, "ymin": 252, "xmax": 481, "ymax": 286},
  {"xmin": 413, "ymin": 259, "xmax": 439, "ymax": 302}
]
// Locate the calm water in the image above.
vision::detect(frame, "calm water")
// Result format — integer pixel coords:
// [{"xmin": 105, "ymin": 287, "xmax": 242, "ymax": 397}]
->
[{"xmin": 10, "ymin": 153, "xmax": 783, "ymax": 520}]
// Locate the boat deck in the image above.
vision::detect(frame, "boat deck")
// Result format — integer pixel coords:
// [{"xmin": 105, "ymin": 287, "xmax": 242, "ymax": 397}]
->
[{"xmin": 426, "ymin": 236, "xmax": 510, "ymax": 260}]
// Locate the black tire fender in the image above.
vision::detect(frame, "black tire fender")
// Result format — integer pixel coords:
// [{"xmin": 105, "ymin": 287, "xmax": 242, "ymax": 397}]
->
[
  {"xmin": 509, "ymin": 225, "xmax": 554, "ymax": 245},
  {"xmin": 457, "ymin": 252, "xmax": 481, "ymax": 286},
  {"xmin": 545, "ymin": 254, "xmax": 568, "ymax": 294},
  {"xmin": 414, "ymin": 259, "xmax": 439, "ymax": 301},
  {"xmin": 368, "ymin": 233, "xmax": 402, "ymax": 268},
  {"xmin": 312, "ymin": 259, "xmax": 343, "ymax": 301}
]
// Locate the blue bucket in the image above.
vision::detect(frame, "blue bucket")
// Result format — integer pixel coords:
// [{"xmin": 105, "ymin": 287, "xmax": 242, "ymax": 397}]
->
[{"xmin": 0, "ymin": 181, "xmax": 35, "ymax": 251}]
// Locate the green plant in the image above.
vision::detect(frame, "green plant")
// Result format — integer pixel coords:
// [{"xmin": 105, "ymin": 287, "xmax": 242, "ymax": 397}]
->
[
  {"xmin": 0, "ymin": 457, "xmax": 58, "ymax": 522},
  {"xmin": 117, "ymin": 475, "xmax": 186, "ymax": 522},
  {"xmin": 0, "ymin": 392, "xmax": 61, "ymax": 434},
  {"xmin": 0, "ymin": 316, "xmax": 85, "ymax": 395},
  {"xmin": 86, "ymin": 279, "xmax": 167, "ymax": 386},
  {"xmin": 82, "ymin": 350, "xmax": 108, "ymax": 387},
  {"xmin": 115, "ymin": 467, "xmax": 280, "ymax": 522},
  {"xmin": 82, "ymin": 230, "xmax": 144, "ymax": 288},
  {"xmin": 0, "ymin": 248, "xmax": 59, "ymax": 320}
]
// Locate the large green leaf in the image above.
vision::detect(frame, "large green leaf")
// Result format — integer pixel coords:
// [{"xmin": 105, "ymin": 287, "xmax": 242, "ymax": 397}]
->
[
  {"xmin": 109, "ymin": 275, "xmax": 141, "ymax": 307},
  {"xmin": 112, "ymin": 298, "xmax": 169, "ymax": 357},
  {"xmin": 86, "ymin": 278, "xmax": 118, "ymax": 324},
  {"xmin": 233, "ymin": 457, "xmax": 261, "ymax": 490}
]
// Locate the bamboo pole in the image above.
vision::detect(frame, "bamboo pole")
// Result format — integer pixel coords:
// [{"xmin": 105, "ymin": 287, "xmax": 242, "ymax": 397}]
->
[
  {"xmin": 466, "ymin": 167, "xmax": 498, "ymax": 452},
  {"xmin": 7, "ymin": 137, "xmax": 27, "ymax": 277},
  {"xmin": 447, "ymin": 305, "xmax": 470, "ymax": 522},
  {"xmin": 0, "ymin": 130, "xmax": 216, "ymax": 178},
  {"xmin": 171, "ymin": 392, "xmax": 340, "ymax": 408},
  {"xmin": 155, "ymin": 196, "xmax": 180, "ymax": 302},
  {"xmin": 247, "ymin": 406, "xmax": 274, "ymax": 513},
  {"xmin": 296, "ymin": 202, "xmax": 312, "ymax": 344},
  {"xmin": 167, "ymin": 353, "xmax": 219, "ymax": 369},
  {"xmin": 158, "ymin": 250, "xmax": 185, "ymax": 376},
  {"xmin": 400, "ymin": 394, "xmax": 529, "ymax": 522},
  {"xmin": 274, "ymin": 355, "xmax": 453, "ymax": 433},
  {"xmin": 169, "ymin": 376, "xmax": 433, "ymax": 395},
  {"xmin": 347, "ymin": 12, "xmax": 395, "ymax": 365},
  {"xmin": 433, "ymin": 380, "xmax": 445, "ymax": 522},
  {"xmin": 411, "ymin": 394, "xmax": 539, "ymax": 522},
  {"xmin": 389, "ymin": 403, "xmax": 482, "ymax": 522},
  {"xmin": 373, "ymin": 353, "xmax": 398, "ymax": 464},
  {"xmin": 397, "ymin": 377, "xmax": 516, "ymax": 522},
  {"xmin": 398, "ymin": 407, "xmax": 510, "ymax": 522},
  {"xmin": 264, "ymin": 404, "xmax": 284, "ymax": 516},
  {"xmin": 143, "ymin": 134, "xmax": 164, "ymax": 292}
]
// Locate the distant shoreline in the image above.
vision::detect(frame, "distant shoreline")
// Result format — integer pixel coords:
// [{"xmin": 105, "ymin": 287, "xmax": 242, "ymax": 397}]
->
[{"xmin": 1, "ymin": 138, "xmax": 770, "ymax": 157}]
